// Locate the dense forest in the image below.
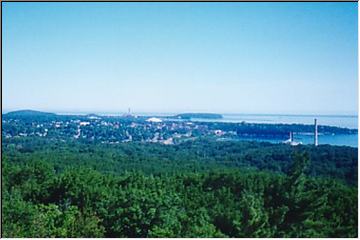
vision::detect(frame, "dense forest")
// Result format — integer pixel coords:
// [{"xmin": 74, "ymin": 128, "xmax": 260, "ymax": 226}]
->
[
  {"xmin": 2, "ymin": 137, "xmax": 357, "ymax": 185},
  {"xmin": 2, "ymin": 136, "xmax": 358, "ymax": 237}
]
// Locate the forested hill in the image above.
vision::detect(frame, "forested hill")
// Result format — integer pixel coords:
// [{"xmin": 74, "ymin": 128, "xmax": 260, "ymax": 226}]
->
[
  {"xmin": 2, "ymin": 127, "xmax": 358, "ymax": 237},
  {"xmin": 5, "ymin": 110, "xmax": 56, "ymax": 117},
  {"xmin": 2, "ymin": 137, "xmax": 357, "ymax": 185},
  {"xmin": 2, "ymin": 139, "xmax": 358, "ymax": 237},
  {"xmin": 4, "ymin": 110, "xmax": 57, "ymax": 120}
]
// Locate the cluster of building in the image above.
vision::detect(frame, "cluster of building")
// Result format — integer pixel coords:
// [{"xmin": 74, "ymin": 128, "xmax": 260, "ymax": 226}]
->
[
  {"xmin": 2, "ymin": 116, "xmax": 235, "ymax": 145},
  {"xmin": 2, "ymin": 115, "xmax": 321, "ymax": 146}
]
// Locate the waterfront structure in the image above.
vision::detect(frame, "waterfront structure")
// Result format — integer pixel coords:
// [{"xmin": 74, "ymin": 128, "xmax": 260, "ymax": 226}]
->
[{"xmin": 283, "ymin": 131, "xmax": 301, "ymax": 146}]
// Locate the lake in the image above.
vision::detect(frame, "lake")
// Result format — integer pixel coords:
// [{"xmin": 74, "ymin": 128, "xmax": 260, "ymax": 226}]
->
[
  {"xmin": 191, "ymin": 114, "xmax": 358, "ymax": 148},
  {"xmin": 233, "ymin": 134, "xmax": 358, "ymax": 148},
  {"xmin": 191, "ymin": 113, "xmax": 358, "ymax": 129}
]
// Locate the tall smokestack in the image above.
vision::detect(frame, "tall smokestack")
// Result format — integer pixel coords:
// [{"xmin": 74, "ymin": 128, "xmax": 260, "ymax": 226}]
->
[{"xmin": 314, "ymin": 118, "xmax": 318, "ymax": 146}]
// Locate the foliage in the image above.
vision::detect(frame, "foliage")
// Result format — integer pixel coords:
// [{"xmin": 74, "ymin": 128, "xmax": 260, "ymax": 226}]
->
[
  {"xmin": 2, "ymin": 149, "xmax": 357, "ymax": 237},
  {"xmin": 2, "ymin": 137, "xmax": 357, "ymax": 185}
]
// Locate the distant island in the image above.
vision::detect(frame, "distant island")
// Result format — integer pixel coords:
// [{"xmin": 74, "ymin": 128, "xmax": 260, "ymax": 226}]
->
[
  {"xmin": 5, "ymin": 109, "xmax": 57, "ymax": 117},
  {"xmin": 173, "ymin": 113, "xmax": 223, "ymax": 119}
]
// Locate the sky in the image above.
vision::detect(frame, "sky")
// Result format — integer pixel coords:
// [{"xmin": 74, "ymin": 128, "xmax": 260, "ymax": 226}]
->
[{"xmin": 2, "ymin": 2, "xmax": 358, "ymax": 115}]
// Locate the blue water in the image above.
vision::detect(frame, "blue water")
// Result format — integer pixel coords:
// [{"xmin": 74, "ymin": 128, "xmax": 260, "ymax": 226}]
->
[
  {"xmin": 192, "ymin": 113, "xmax": 358, "ymax": 129},
  {"xmin": 295, "ymin": 134, "xmax": 358, "ymax": 148},
  {"xmin": 190, "ymin": 114, "xmax": 358, "ymax": 148},
  {"xmin": 235, "ymin": 134, "xmax": 358, "ymax": 148}
]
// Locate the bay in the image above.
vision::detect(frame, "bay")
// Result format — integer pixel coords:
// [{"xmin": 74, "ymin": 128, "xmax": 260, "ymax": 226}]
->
[
  {"xmin": 192, "ymin": 113, "xmax": 358, "ymax": 129},
  {"xmin": 189, "ymin": 114, "xmax": 358, "ymax": 148}
]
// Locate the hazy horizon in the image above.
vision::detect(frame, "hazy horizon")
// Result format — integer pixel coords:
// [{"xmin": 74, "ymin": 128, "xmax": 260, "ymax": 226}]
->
[
  {"xmin": 2, "ymin": 108, "xmax": 358, "ymax": 117},
  {"xmin": 3, "ymin": 2, "xmax": 358, "ymax": 115}
]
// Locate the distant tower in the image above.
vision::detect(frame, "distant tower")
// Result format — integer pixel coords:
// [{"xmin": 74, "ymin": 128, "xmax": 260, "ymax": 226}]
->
[
  {"xmin": 128, "ymin": 108, "xmax": 131, "ymax": 115},
  {"xmin": 314, "ymin": 118, "xmax": 318, "ymax": 146},
  {"xmin": 289, "ymin": 131, "xmax": 293, "ymax": 142}
]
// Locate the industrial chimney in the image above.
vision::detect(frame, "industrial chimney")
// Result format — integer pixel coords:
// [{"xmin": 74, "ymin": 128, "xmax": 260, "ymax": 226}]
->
[{"xmin": 314, "ymin": 118, "xmax": 318, "ymax": 146}]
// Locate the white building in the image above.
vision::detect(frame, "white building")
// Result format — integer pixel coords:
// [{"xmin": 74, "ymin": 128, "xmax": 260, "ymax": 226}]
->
[
  {"xmin": 146, "ymin": 117, "xmax": 162, "ymax": 123},
  {"xmin": 283, "ymin": 132, "xmax": 302, "ymax": 146},
  {"xmin": 80, "ymin": 121, "xmax": 90, "ymax": 126}
]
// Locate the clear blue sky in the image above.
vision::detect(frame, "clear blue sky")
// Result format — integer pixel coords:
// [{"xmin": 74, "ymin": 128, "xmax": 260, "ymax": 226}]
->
[{"xmin": 2, "ymin": 2, "xmax": 358, "ymax": 115}]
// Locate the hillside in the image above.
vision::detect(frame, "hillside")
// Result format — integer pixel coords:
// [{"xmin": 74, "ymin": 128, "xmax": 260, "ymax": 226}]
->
[
  {"xmin": 2, "ymin": 138, "xmax": 358, "ymax": 237},
  {"xmin": 5, "ymin": 110, "xmax": 57, "ymax": 117}
]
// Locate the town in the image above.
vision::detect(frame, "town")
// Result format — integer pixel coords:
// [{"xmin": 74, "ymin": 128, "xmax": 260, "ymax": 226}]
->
[{"xmin": 2, "ymin": 110, "xmax": 357, "ymax": 146}]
